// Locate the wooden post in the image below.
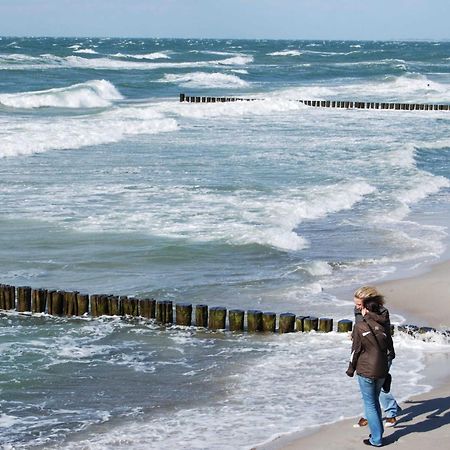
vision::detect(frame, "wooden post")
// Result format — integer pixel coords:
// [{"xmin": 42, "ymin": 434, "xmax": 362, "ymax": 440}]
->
[
  {"xmin": 50, "ymin": 291, "xmax": 64, "ymax": 316},
  {"xmin": 195, "ymin": 304, "xmax": 208, "ymax": 327},
  {"xmin": 77, "ymin": 293, "xmax": 89, "ymax": 316},
  {"xmin": 139, "ymin": 298, "xmax": 155, "ymax": 319},
  {"xmin": 229, "ymin": 309, "xmax": 245, "ymax": 331},
  {"xmin": 279, "ymin": 313, "xmax": 295, "ymax": 333},
  {"xmin": 164, "ymin": 301, "xmax": 173, "ymax": 324},
  {"xmin": 247, "ymin": 310, "xmax": 263, "ymax": 332},
  {"xmin": 64, "ymin": 291, "xmax": 78, "ymax": 316},
  {"xmin": 262, "ymin": 312, "xmax": 276, "ymax": 332},
  {"xmin": 176, "ymin": 303, "xmax": 192, "ymax": 326},
  {"xmin": 17, "ymin": 286, "xmax": 32, "ymax": 312},
  {"xmin": 0, "ymin": 284, "xmax": 5, "ymax": 309},
  {"xmin": 303, "ymin": 316, "xmax": 318, "ymax": 332},
  {"xmin": 32, "ymin": 288, "xmax": 47, "ymax": 313},
  {"xmin": 92, "ymin": 294, "xmax": 109, "ymax": 317},
  {"xmin": 180, "ymin": 93, "xmax": 185, "ymax": 102},
  {"xmin": 295, "ymin": 316, "xmax": 308, "ymax": 332},
  {"xmin": 337, "ymin": 319, "xmax": 353, "ymax": 332},
  {"xmin": 156, "ymin": 300, "xmax": 164, "ymax": 323},
  {"xmin": 318, "ymin": 317, "xmax": 333, "ymax": 332},
  {"xmin": 123, "ymin": 297, "xmax": 139, "ymax": 317},
  {"xmin": 46, "ymin": 290, "xmax": 56, "ymax": 315},
  {"xmin": 109, "ymin": 296, "xmax": 121, "ymax": 316},
  {"xmin": 208, "ymin": 306, "xmax": 226, "ymax": 330}
]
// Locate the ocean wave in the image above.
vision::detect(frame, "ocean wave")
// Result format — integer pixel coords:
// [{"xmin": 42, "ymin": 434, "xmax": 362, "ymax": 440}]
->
[
  {"xmin": 0, "ymin": 105, "xmax": 178, "ymax": 157},
  {"xmin": 0, "ymin": 79, "xmax": 122, "ymax": 109},
  {"xmin": 111, "ymin": 52, "xmax": 171, "ymax": 60},
  {"xmin": 267, "ymin": 50, "xmax": 302, "ymax": 57},
  {"xmin": 159, "ymin": 72, "xmax": 249, "ymax": 88},
  {"xmin": 0, "ymin": 53, "xmax": 252, "ymax": 71},
  {"xmin": 73, "ymin": 49, "xmax": 98, "ymax": 55}
]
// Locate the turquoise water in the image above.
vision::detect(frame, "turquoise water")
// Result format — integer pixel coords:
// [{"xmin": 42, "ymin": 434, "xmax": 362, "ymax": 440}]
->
[{"xmin": 1, "ymin": 37, "xmax": 450, "ymax": 449}]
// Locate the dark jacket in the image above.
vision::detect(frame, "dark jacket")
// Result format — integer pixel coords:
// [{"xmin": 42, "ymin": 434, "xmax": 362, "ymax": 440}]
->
[{"xmin": 346, "ymin": 315, "xmax": 394, "ymax": 379}]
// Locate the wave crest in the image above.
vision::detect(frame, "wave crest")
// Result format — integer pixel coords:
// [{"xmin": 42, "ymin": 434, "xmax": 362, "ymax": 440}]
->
[
  {"xmin": 0, "ymin": 80, "xmax": 122, "ymax": 109},
  {"xmin": 160, "ymin": 72, "xmax": 249, "ymax": 88}
]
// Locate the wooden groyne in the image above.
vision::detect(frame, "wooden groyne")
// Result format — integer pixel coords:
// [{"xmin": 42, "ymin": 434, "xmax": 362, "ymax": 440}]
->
[
  {"xmin": 1, "ymin": 283, "xmax": 447, "ymax": 338},
  {"xmin": 179, "ymin": 93, "xmax": 450, "ymax": 111}
]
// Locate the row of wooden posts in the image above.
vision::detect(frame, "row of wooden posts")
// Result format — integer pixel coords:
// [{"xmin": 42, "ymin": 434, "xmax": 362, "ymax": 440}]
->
[
  {"xmin": 179, "ymin": 93, "xmax": 450, "ymax": 111},
  {"xmin": 0, "ymin": 283, "xmax": 347, "ymax": 333},
  {"xmin": 0, "ymin": 283, "xmax": 442, "ymax": 336}
]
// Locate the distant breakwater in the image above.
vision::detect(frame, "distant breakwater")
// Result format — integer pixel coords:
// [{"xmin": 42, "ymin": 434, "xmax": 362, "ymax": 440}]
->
[
  {"xmin": 179, "ymin": 93, "xmax": 450, "ymax": 111},
  {"xmin": 1, "ymin": 283, "xmax": 447, "ymax": 339}
]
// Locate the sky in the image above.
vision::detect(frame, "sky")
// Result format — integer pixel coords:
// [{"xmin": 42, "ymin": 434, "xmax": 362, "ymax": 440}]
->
[{"xmin": 0, "ymin": 0, "xmax": 449, "ymax": 41}]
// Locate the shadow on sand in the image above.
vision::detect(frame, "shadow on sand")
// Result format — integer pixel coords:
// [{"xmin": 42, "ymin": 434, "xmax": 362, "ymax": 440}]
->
[{"xmin": 384, "ymin": 395, "xmax": 450, "ymax": 445}]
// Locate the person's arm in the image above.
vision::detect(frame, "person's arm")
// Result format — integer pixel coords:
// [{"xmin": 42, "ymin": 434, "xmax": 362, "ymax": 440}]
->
[{"xmin": 346, "ymin": 326, "xmax": 362, "ymax": 377}]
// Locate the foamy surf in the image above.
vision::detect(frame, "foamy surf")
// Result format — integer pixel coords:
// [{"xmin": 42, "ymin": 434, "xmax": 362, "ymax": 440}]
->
[{"xmin": 0, "ymin": 79, "xmax": 122, "ymax": 109}]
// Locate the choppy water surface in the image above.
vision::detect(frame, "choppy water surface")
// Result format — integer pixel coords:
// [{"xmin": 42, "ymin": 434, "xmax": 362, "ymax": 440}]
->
[{"xmin": 1, "ymin": 38, "xmax": 450, "ymax": 449}]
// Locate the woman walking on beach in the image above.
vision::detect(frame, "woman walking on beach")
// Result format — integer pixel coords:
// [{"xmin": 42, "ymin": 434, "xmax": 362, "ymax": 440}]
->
[
  {"xmin": 346, "ymin": 292, "xmax": 395, "ymax": 447},
  {"xmin": 353, "ymin": 287, "xmax": 401, "ymax": 428}
]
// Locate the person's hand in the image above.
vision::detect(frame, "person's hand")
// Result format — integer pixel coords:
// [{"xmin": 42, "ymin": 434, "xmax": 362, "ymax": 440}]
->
[{"xmin": 361, "ymin": 307, "xmax": 368, "ymax": 316}]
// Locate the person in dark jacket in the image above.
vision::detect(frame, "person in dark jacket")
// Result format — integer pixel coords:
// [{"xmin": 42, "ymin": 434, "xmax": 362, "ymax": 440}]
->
[
  {"xmin": 353, "ymin": 286, "xmax": 401, "ymax": 428},
  {"xmin": 347, "ymin": 295, "xmax": 395, "ymax": 447}
]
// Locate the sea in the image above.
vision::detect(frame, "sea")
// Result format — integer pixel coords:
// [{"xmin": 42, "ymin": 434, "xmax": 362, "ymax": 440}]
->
[{"xmin": 1, "ymin": 37, "xmax": 450, "ymax": 449}]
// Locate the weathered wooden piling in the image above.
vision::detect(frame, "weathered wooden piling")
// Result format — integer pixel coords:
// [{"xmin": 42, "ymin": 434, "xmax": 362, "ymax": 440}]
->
[
  {"xmin": 247, "ymin": 310, "xmax": 263, "ymax": 332},
  {"xmin": 180, "ymin": 93, "xmax": 185, "ymax": 102},
  {"xmin": 1, "ymin": 285, "xmax": 8, "ymax": 310},
  {"xmin": 139, "ymin": 298, "xmax": 155, "ymax": 319},
  {"xmin": 295, "ymin": 315, "xmax": 308, "ymax": 332},
  {"xmin": 176, "ymin": 303, "xmax": 192, "ymax": 326},
  {"xmin": 337, "ymin": 319, "xmax": 353, "ymax": 332},
  {"xmin": 229, "ymin": 309, "xmax": 245, "ymax": 332},
  {"xmin": 63, "ymin": 291, "xmax": 78, "ymax": 316},
  {"xmin": 195, "ymin": 304, "xmax": 208, "ymax": 327},
  {"xmin": 303, "ymin": 316, "xmax": 318, "ymax": 332},
  {"xmin": 50, "ymin": 290, "xmax": 64, "ymax": 316},
  {"xmin": 208, "ymin": 306, "xmax": 227, "ymax": 330},
  {"xmin": 278, "ymin": 313, "xmax": 295, "ymax": 333},
  {"xmin": 17, "ymin": 286, "xmax": 32, "ymax": 312},
  {"xmin": 107, "ymin": 295, "xmax": 121, "ymax": 316},
  {"xmin": 32, "ymin": 288, "xmax": 47, "ymax": 313},
  {"xmin": 262, "ymin": 312, "xmax": 276, "ymax": 332},
  {"xmin": 156, "ymin": 300, "xmax": 164, "ymax": 323},
  {"xmin": 279, "ymin": 313, "xmax": 296, "ymax": 333},
  {"xmin": 122, "ymin": 297, "xmax": 138, "ymax": 317},
  {"xmin": 164, "ymin": 301, "xmax": 173, "ymax": 324},
  {"xmin": 91, "ymin": 294, "xmax": 109, "ymax": 317},
  {"xmin": 318, "ymin": 317, "xmax": 333, "ymax": 332},
  {"xmin": 77, "ymin": 293, "xmax": 89, "ymax": 316}
]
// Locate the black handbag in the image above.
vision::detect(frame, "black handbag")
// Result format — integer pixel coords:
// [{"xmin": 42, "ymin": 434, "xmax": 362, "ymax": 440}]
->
[{"xmin": 382, "ymin": 372, "xmax": 392, "ymax": 393}]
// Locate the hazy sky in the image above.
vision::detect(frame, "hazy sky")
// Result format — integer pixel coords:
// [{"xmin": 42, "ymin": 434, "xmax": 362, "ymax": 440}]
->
[{"xmin": 1, "ymin": 0, "xmax": 449, "ymax": 40}]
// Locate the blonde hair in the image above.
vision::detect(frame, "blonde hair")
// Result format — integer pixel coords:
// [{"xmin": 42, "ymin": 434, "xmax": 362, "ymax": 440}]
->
[{"xmin": 354, "ymin": 286, "xmax": 385, "ymax": 305}]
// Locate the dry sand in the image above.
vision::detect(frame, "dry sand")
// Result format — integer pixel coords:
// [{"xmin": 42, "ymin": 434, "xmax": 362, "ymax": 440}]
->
[{"xmin": 257, "ymin": 260, "xmax": 450, "ymax": 450}]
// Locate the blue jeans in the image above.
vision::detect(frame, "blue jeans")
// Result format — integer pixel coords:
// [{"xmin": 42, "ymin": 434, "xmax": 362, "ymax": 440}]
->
[
  {"xmin": 380, "ymin": 361, "xmax": 400, "ymax": 418},
  {"xmin": 357, "ymin": 375, "xmax": 384, "ymax": 447}
]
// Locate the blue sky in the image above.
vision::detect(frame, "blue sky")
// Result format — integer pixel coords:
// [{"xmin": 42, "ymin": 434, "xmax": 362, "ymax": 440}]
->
[{"xmin": 0, "ymin": 0, "xmax": 449, "ymax": 40}]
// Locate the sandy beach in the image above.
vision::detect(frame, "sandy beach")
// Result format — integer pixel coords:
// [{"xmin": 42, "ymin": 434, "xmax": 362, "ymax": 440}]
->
[{"xmin": 258, "ymin": 260, "xmax": 450, "ymax": 450}]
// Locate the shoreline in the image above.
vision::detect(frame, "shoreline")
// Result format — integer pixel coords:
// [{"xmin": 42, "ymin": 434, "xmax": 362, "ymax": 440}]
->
[{"xmin": 256, "ymin": 258, "xmax": 450, "ymax": 450}]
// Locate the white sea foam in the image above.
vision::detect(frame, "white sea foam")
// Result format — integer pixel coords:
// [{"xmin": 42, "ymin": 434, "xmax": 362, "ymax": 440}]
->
[
  {"xmin": 73, "ymin": 49, "xmax": 98, "ymax": 55},
  {"xmin": 267, "ymin": 50, "xmax": 302, "ymax": 56},
  {"xmin": 60, "ymin": 332, "xmax": 435, "ymax": 450},
  {"xmin": 217, "ymin": 55, "xmax": 253, "ymax": 65},
  {"xmin": 0, "ymin": 53, "xmax": 252, "ymax": 71},
  {"xmin": 159, "ymin": 72, "xmax": 249, "ymax": 88},
  {"xmin": 0, "ymin": 105, "xmax": 178, "ymax": 157},
  {"xmin": 111, "ymin": 52, "xmax": 171, "ymax": 60},
  {"xmin": 0, "ymin": 79, "xmax": 122, "ymax": 109},
  {"xmin": 275, "ymin": 74, "xmax": 450, "ymax": 102}
]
